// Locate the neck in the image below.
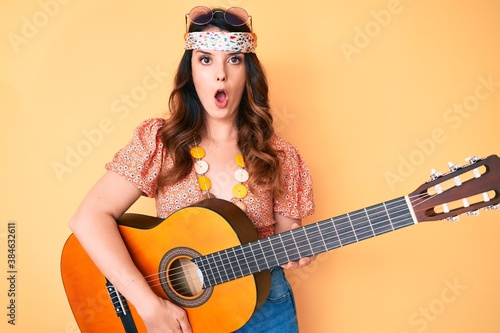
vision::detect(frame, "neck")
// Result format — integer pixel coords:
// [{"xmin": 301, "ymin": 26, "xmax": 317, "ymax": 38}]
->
[{"xmin": 202, "ymin": 121, "xmax": 238, "ymax": 145}]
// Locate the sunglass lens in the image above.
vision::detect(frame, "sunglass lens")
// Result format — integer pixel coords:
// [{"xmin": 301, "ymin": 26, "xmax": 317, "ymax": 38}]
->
[
  {"xmin": 189, "ymin": 6, "xmax": 213, "ymax": 25},
  {"xmin": 225, "ymin": 7, "xmax": 248, "ymax": 26}
]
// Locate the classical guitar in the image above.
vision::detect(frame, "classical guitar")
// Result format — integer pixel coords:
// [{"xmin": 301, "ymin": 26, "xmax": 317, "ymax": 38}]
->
[{"xmin": 61, "ymin": 155, "xmax": 500, "ymax": 333}]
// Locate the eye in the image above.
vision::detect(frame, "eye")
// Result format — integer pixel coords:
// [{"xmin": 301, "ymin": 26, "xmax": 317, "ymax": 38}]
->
[
  {"xmin": 199, "ymin": 56, "xmax": 211, "ymax": 65},
  {"xmin": 228, "ymin": 55, "xmax": 242, "ymax": 64}
]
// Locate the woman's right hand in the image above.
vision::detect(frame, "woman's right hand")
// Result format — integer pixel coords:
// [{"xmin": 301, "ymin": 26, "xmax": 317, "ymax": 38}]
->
[{"xmin": 137, "ymin": 296, "xmax": 192, "ymax": 333}]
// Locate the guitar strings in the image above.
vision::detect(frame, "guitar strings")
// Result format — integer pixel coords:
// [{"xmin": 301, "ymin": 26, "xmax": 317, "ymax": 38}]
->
[
  {"xmin": 124, "ymin": 190, "xmax": 464, "ymax": 297},
  {"xmin": 141, "ymin": 192, "xmax": 440, "ymax": 291}
]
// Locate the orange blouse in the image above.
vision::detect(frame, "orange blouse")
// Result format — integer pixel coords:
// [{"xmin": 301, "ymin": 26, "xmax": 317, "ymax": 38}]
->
[{"xmin": 106, "ymin": 118, "xmax": 314, "ymax": 238}]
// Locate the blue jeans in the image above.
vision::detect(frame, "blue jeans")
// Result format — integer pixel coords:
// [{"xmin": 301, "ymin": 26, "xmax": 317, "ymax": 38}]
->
[{"xmin": 234, "ymin": 267, "xmax": 299, "ymax": 333}]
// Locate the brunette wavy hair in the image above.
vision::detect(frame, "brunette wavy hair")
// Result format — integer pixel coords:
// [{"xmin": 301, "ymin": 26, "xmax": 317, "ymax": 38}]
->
[{"xmin": 157, "ymin": 8, "xmax": 283, "ymax": 198}]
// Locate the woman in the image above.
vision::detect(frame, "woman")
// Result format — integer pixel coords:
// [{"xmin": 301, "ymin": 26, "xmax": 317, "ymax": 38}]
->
[{"xmin": 69, "ymin": 6, "xmax": 315, "ymax": 333}]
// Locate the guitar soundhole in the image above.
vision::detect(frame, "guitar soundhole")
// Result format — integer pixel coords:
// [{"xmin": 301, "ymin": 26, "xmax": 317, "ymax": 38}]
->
[
  {"xmin": 168, "ymin": 257, "xmax": 203, "ymax": 296},
  {"xmin": 158, "ymin": 247, "xmax": 213, "ymax": 308}
]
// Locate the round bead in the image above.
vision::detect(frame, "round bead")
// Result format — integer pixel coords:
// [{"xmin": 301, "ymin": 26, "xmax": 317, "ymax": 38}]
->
[
  {"xmin": 232, "ymin": 184, "xmax": 248, "ymax": 199},
  {"xmin": 190, "ymin": 146, "xmax": 205, "ymax": 159},
  {"xmin": 197, "ymin": 175, "xmax": 212, "ymax": 191},
  {"xmin": 235, "ymin": 154, "xmax": 245, "ymax": 168},
  {"xmin": 234, "ymin": 169, "xmax": 249, "ymax": 182},
  {"xmin": 194, "ymin": 160, "xmax": 209, "ymax": 174}
]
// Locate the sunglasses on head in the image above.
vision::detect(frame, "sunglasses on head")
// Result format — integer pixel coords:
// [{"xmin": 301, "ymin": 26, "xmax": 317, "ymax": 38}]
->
[{"xmin": 185, "ymin": 6, "xmax": 252, "ymax": 33}]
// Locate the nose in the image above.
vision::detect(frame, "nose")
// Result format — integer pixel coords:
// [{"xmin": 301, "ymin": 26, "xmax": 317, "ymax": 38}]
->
[{"xmin": 216, "ymin": 64, "xmax": 226, "ymax": 82}]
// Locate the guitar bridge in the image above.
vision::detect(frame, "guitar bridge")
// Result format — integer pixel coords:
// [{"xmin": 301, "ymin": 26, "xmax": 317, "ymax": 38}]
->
[{"xmin": 105, "ymin": 279, "xmax": 138, "ymax": 333}]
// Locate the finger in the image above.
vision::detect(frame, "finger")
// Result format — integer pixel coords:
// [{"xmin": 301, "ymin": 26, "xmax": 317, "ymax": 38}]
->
[
  {"xmin": 297, "ymin": 258, "xmax": 309, "ymax": 268},
  {"xmin": 298, "ymin": 255, "xmax": 315, "ymax": 268},
  {"xmin": 281, "ymin": 261, "xmax": 297, "ymax": 269},
  {"xmin": 175, "ymin": 317, "xmax": 191, "ymax": 333},
  {"xmin": 178, "ymin": 317, "xmax": 192, "ymax": 333}
]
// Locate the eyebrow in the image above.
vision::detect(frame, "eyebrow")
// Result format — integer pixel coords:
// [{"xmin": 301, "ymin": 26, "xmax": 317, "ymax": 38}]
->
[{"xmin": 195, "ymin": 50, "xmax": 211, "ymax": 55}]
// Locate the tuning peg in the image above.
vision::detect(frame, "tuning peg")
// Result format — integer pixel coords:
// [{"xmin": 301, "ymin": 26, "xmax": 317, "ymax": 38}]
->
[
  {"xmin": 465, "ymin": 156, "xmax": 481, "ymax": 164},
  {"xmin": 448, "ymin": 162, "xmax": 462, "ymax": 172},
  {"xmin": 446, "ymin": 215, "xmax": 459, "ymax": 222},
  {"xmin": 481, "ymin": 192, "xmax": 491, "ymax": 202},
  {"xmin": 448, "ymin": 162, "xmax": 465, "ymax": 187},
  {"xmin": 462, "ymin": 198, "xmax": 470, "ymax": 208},
  {"xmin": 430, "ymin": 168, "xmax": 443, "ymax": 181},
  {"xmin": 485, "ymin": 204, "xmax": 499, "ymax": 211},
  {"xmin": 466, "ymin": 210, "xmax": 479, "ymax": 216}
]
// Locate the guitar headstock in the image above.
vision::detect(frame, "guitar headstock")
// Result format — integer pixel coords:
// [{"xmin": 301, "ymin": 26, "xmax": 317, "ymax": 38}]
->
[{"xmin": 409, "ymin": 155, "xmax": 500, "ymax": 222}]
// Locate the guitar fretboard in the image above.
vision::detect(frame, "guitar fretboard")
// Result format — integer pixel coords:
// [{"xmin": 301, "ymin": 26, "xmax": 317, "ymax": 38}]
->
[{"xmin": 192, "ymin": 196, "xmax": 416, "ymax": 288}]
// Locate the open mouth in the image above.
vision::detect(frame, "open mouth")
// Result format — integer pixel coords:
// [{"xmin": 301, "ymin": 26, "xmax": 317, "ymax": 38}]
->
[{"xmin": 214, "ymin": 89, "xmax": 228, "ymax": 108}]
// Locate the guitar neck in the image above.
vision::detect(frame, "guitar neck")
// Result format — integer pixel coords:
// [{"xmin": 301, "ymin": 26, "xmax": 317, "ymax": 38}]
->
[{"xmin": 193, "ymin": 196, "xmax": 417, "ymax": 288}]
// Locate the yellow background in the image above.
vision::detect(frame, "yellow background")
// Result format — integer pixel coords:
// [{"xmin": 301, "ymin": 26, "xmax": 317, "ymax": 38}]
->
[{"xmin": 1, "ymin": 0, "xmax": 500, "ymax": 332}]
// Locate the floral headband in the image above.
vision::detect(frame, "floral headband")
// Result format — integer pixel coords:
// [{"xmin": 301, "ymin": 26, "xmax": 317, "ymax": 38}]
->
[{"xmin": 184, "ymin": 31, "xmax": 257, "ymax": 53}]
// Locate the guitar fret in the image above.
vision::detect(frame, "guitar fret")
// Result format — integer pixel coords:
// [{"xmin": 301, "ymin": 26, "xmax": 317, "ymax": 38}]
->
[
  {"xmin": 223, "ymin": 252, "xmax": 233, "ymax": 280},
  {"xmin": 386, "ymin": 198, "xmax": 413, "ymax": 229},
  {"xmin": 346, "ymin": 213, "xmax": 359, "ymax": 242},
  {"xmin": 302, "ymin": 223, "xmax": 327, "ymax": 255},
  {"xmin": 365, "ymin": 204, "xmax": 393, "ymax": 236},
  {"xmin": 269, "ymin": 236, "xmax": 288, "ymax": 264},
  {"xmin": 364, "ymin": 208, "xmax": 376, "ymax": 237},
  {"xmin": 203, "ymin": 254, "xmax": 216, "ymax": 286},
  {"xmin": 258, "ymin": 239, "xmax": 272, "ymax": 269},
  {"xmin": 220, "ymin": 250, "xmax": 236, "ymax": 281},
  {"xmin": 289, "ymin": 230, "xmax": 301, "ymax": 261},
  {"xmin": 304, "ymin": 226, "xmax": 316, "ymax": 256},
  {"xmin": 229, "ymin": 247, "xmax": 244, "ymax": 280},
  {"xmin": 265, "ymin": 238, "xmax": 280, "ymax": 267},
  {"xmin": 293, "ymin": 228, "xmax": 315, "ymax": 258},
  {"xmin": 233, "ymin": 246, "xmax": 250, "ymax": 278},
  {"xmin": 215, "ymin": 252, "xmax": 228, "ymax": 282},
  {"xmin": 205, "ymin": 253, "xmax": 217, "ymax": 286},
  {"xmin": 281, "ymin": 231, "xmax": 300, "ymax": 261},
  {"xmin": 349, "ymin": 209, "xmax": 375, "ymax": 241},
  {"xmin": 330, "ymin": 217, "xmax": 343, "ymax": 247},
  {"xmin": 288, "ymin": 229, "xmax": 303, "ymax": 260},
  {"xmin": 315, "ymin": 223, "xmax": 329, "ymax": 253},
  {"xmin": 229, "ymin": 250, "xmax": 241, "ymax": 280},
  {"xmin": 333, "ymin": 215, "xmax": 357, "ymax": 245},
  {"xmin": 213, "ymin": 252, "xmax": 226, "ymax": 285},
  {"xmin": 250, "ymin": 242, "xmax": 264, "ymax": 271},
  {"xmin": 277, "ymin": 233, "xmax": 291, "ymax": 262},
  {"xmin": 211, "ymin": 252, "xmax": 224, "ymax": 284},
  {"xmin": 242, "ymin": 243, "xmax": 259, "ymax": 273},
  {"xmin": 382, "ymin": 202, "xmax": 395, "ymax": 231},
  {"xmin": 317, "ymin": 220, "xmax": 340, "ymax": 249}
]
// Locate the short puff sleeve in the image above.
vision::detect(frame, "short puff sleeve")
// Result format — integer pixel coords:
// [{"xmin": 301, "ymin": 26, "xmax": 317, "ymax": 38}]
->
[
  {"xmin": 273, "ymin": 136, "xmax": 315, "ymax": 219},
  {"xmin": 105, "ymin": 118, "xmax": 165, "ymax": 197}
]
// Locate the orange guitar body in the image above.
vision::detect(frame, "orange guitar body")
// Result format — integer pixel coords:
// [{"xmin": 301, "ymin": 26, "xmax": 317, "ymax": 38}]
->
[{"xmin": 61, "ymin": 199, "xmax": 271, "ymax": 333}]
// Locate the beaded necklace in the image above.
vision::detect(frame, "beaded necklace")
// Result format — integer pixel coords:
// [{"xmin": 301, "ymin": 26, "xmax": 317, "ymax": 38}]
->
[{"xmin": 190, "ymin": 143, "xmax": 249, "ymax": 212}]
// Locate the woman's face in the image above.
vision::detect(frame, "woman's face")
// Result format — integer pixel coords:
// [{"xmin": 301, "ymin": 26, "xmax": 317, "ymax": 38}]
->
[{"xmin": 191, "ymin": 44, "xmax": 246, "ymax": 122}]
